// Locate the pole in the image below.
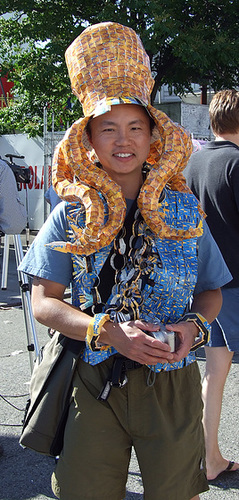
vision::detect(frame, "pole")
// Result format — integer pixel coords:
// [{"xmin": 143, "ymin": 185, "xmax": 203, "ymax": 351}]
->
[
  {"xmin": 14, "ymin": 234, "xmax": 41, "ymax": 370},
  {"xmin": 43, "ymin": 106, "xmax": 50, "ymax": 221}
]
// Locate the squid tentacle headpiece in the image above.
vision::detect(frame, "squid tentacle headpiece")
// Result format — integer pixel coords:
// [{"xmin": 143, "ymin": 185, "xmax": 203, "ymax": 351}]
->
[{"xmin": 49, "ymin": 22, "xmax": 203, "ymax": 256}]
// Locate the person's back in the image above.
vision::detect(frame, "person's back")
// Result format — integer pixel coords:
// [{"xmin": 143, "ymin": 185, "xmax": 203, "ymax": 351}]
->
[
  {"xmin": 184, "ymin": 137, "xmax": 239, "ymax": 286},
  {"xmin": 184, "ymin": 89, "xmax": 239, "ymax": 480}
]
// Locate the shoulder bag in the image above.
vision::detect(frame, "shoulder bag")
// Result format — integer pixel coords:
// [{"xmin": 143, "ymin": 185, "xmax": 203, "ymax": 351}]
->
[{"xmin": 19, "ymin": 333, "xmax": 85, "ymax": 457}]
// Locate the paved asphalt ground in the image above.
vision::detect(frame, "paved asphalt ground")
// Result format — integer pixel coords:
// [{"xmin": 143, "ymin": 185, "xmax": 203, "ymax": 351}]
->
[{"xmin": 0, "ymin": 234, "xmax": 239, "ymax": 499}]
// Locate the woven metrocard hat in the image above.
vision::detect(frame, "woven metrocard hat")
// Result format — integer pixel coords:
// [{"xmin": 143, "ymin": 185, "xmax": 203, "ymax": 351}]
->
[
  {"xmin": 57, "ymin": 22, "xmax": 193, "ymax": 172},
  {"xmin": 65, "ymin": 22, "xmax": 162, "ymax": 150},
  {"xmin": 51, "ymin": 22, "xmax": 202, "ymax": 256},
  {"xmin": 65, "ymin": 22, "xmax": 154, "ymax": 118}
]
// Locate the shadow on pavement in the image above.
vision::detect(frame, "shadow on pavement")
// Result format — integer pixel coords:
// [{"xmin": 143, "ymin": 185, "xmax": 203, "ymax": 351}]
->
[{"xmin": 0, "ymin": 434, "xmax": 55, "ymax": 499}]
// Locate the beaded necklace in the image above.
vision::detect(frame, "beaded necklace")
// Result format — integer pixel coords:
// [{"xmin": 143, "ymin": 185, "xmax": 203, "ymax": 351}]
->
[
  {"xmin": 82, "ymin": 196, "xmax": 160, "ymax": 322},
  {"xmin": 105, "ymin": 206, "xmax": 158, "ymax": 322}
]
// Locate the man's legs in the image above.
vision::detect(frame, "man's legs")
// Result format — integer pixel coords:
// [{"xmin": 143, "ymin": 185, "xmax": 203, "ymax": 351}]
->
[
  {"xmin": 202, "ymin": 345, "xmax": 239, "ymax": 480},
  {"xmin": 134, "ymin": 362, "xmax": 208, "ymax": 499}
]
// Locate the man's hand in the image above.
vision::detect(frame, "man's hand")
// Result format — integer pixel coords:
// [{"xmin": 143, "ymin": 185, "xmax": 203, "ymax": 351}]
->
[
  {"xmin": 165, "ymin": 321, "xmax": 198, "ymax": 363},
  {"xmin": 100, "ymin": 319, "xmax": 174, "ymax": 365}
]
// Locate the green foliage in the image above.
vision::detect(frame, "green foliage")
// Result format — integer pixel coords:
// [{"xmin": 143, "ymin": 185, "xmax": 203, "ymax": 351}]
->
[{"xmin": 0, "ymin": 0, "xmax": 238, "ymax": 136}]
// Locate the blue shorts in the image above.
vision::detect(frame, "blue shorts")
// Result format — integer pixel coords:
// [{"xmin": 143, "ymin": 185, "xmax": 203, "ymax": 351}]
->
[{"xmin": 209, "ymin": 287, "xmax": 239, "ymax": 352}]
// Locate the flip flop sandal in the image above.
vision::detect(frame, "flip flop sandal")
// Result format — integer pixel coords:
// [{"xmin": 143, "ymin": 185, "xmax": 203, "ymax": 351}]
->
[{"xmin": 225, "ymin": 461, "xmax": 237, "ymax": 472}]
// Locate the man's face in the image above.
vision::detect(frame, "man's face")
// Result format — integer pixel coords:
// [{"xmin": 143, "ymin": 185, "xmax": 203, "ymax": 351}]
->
[{"xmin": 88, "ymin": 104, "xmax": 152, "ymax": 183}]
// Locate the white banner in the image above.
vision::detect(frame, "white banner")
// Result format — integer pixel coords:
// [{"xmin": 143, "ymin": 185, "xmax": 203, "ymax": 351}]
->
[{"xmin": 181, "ymin": 103, "xmax": 212, "ymax": 140}]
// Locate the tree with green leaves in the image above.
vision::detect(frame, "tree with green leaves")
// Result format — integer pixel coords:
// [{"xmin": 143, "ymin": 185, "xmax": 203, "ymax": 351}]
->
[{"xmin": 0, "ymin": 0, "xmax": 238, "ymax": 136}]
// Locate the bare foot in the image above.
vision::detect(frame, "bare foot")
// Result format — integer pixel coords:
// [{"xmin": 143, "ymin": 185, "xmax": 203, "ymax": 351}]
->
[{"xmin": 207, "ymin": 459, "xmax": 239, "ymax": 480}]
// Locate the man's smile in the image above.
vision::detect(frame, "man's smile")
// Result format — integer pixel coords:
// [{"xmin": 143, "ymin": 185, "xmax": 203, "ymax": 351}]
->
[{"xmin": 113, "ymin": 153, "xmax": 134, "ymax": 158}]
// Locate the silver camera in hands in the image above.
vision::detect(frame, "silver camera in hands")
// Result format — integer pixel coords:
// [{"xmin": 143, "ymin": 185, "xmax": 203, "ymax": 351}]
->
[{"xmin": 150, "ymin": 325, "xmax": 176, "ymax": 352}]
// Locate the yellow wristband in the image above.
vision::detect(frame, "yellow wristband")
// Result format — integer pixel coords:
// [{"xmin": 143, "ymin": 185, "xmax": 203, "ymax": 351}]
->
[{"xmin": 86, "ymin": 313, "xmax": 111, "ymax": 351}]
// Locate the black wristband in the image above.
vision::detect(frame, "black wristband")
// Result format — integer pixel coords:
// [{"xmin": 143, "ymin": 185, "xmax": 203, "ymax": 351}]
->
[{"xmin": 177, "ymin": 312, "xmax": 211, "ymax": 351}]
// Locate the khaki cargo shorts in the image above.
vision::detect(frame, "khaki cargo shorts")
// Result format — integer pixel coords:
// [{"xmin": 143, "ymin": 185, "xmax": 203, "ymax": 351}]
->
[{"xmin": 52, "ymin": 356, "xmax": 208, "ymax": 500}]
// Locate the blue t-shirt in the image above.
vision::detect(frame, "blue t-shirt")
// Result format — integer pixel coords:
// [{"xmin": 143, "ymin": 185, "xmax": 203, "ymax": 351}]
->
[
  {"xmin": 19, "ymin": 197, "xmax": 232, "ymax": 371},
  {"xmin": 19, "ymin": 201, "xmax": 231, "ymax": 294}
]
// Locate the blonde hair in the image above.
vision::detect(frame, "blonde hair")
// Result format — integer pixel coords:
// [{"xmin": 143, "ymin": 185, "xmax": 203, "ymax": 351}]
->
[{"xmin": 209, "ymin": 89, "xmax": 239, "ymax": 136}]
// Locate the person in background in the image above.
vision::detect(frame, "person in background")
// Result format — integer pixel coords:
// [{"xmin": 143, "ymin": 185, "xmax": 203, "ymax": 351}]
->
[
  {"xmin": 0, "ymin": 158, "xmax": 27, "ymax": 235},
  {"xmin": 19, "ymin": 23, "xmax": 232, "ymax": 500},
  {"xmin": 184, "ymin": 89, "xmax": 239, "ymax": 480}
]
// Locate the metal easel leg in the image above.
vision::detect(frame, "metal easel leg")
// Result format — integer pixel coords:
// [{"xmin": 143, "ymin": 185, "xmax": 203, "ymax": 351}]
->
[
  {"xmin": 1, "ymin": 234, "xmax": 10, "ymax": 290},
  {"xmin": 13, "ymin": 234, "xmax": 41, "ymax": 371}
]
